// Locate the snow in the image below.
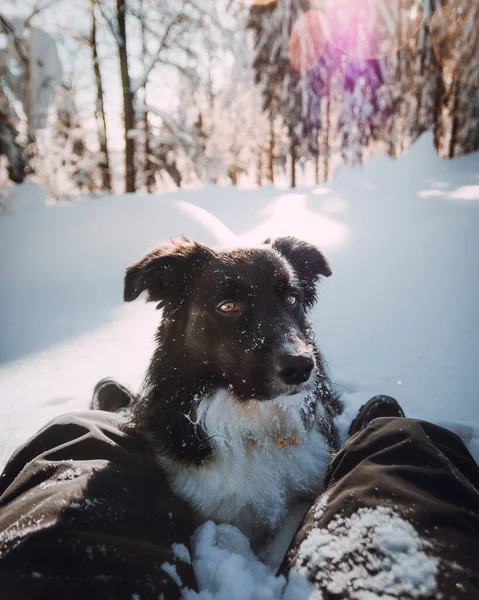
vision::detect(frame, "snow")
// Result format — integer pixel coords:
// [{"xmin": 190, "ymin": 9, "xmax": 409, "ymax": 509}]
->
[
  {"xmin": 0, "ymin": 131, "xmax": 478, "ymax": 597},
  {"xmin": 418, "ymin": 184, "xmax": 479, "ymax": 202},
  {"xmin": 183, "ymin": 521, "xmax": 315, "ymax": 600},
  {"xmin": 182, "ymin": 506, "xmax": 439, "ymax": 600},
  {"xmin": 173, "ymin": 543, "xmax": 192, "ymax": 565},
  {"xmin": 162, "ymin": 562, "xmax": 184, "ymax": 588},
  {"xmin": 295, "ymin": 506, "xmax": 438, "ymax": 599},
  {"xmin": 181, "ymin": 507, "xmax": 440, "ymax": 600}
]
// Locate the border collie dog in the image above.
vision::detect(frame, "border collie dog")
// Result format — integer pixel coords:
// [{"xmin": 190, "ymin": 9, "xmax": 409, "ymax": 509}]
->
[{"xmin": 124, "ymin": 236, "xmax": 340, "ymax": 545}]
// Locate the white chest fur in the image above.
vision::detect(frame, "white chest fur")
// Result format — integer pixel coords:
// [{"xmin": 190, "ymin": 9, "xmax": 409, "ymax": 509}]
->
[{"xmin": 163, "ymin": 390, "xmax": 332, "ymax": 544}]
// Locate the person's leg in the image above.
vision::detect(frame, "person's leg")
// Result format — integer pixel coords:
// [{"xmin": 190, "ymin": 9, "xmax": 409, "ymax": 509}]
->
[
  {"xmin": 0, "ymin": 411, "xmax": 197, "ymax": 599},
  {"xmin": 281, "ymin": 416, "xmax": 479, "ymax": 599}
]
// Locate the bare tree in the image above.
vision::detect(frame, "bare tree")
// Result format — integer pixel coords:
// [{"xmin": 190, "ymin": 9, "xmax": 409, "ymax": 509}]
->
[
  {"xmin": 116, "ymin": 0, "xmax": 135, "ymax": 193},
  {"xmin": 99, "ymin": 0, "xmax": 199, "ymax": 192},
  {"xmin": 322, "ymin": 87, "xmax": 331, "ymax": 182},
  {"xmin": 139, "ymin": 0, "xmax": 155, "ymax": 192},
  {"xmin": 90, "ymin": 0, "xmax": 112, "ymax": 192},
  {"xmin": 290, "ymin": 144, "xmax": 296, "ymax": 189},
  {"xmin": 267, "ymin": 117, "xmax": 275, "ymax": 185}
]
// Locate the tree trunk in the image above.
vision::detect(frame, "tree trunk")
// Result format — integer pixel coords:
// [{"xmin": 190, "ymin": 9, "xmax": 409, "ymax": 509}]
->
[
  {"xmin": 323, "ymin": 89, "xmax": 331, "ymax": 182},
  {"xmin": 433, "ymin": 68, "xmax": 444, "ymax": 154},
  {"xmin": 229, "ymin": 165, "xmax": 238, "ymax": 186},
  {"xmin": 314, "ymin": 131, "xmax": 319, "ymax": 184},
  {"xmin": 267, "ymin": 117, "xmax": 274, "ymax": 184},
  {"xmin": 117, "ymin": 0, "xmax": 135, "ymax": 193},
  {"xmin": 140, "ymin": 2, "xmax": 155, "ymax": 192},
  {"xmin": 91, "ymin": 0, "xmax": 111, "ymax": 192},
  {"xmin": 12, "ymin": 25, "xmax": 35, "ymax": 145},
  {"xmin": 256, "ymin": 151, "xmax": 262, "ymax": 186},
  {"xmin": 448, "ymin": 80, "xmax": 460, "ymax": 159},
  {"xmin": 290, "ymin": 144, "xmax": 296, "ymax": 188},
  {"xmin": 414, "ymin": 23, "xmax": 427, "ymax": 135},
  {"xmin": 143, "ymin": 111, "xmax": 156, "ymax": 191}
]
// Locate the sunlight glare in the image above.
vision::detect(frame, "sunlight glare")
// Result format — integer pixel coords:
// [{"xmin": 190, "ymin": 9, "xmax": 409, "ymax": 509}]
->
[
  {"xmin": 240, "ymin": 193, "xmax": 348, "ymax": 250},
  {"xmin": 288, "ymin": 11, "xmax": 327, "ymax": 73},
  {"xmin": 449, "ymin": 186, "xmax": 479, "ymax": 202},
  {"xmin": 318, "ymin": 0, "xmax": 425, "ymax": 59}
]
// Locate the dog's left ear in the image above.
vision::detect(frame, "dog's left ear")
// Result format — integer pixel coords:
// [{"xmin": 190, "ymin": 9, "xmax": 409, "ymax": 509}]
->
[{"xmin": 265, "ymin": 236, "xmax": 331, "ymax": 308}]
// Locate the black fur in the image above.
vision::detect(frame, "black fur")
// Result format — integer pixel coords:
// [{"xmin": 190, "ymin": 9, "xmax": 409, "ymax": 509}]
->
[{"xmin": 124, "ymin": 237, "xmax": 340, "ymax": 465}]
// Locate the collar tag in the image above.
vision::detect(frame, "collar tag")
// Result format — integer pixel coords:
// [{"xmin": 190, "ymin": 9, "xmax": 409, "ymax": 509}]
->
[{"xmin": 276, "ymin": 434, "xmax": 300, "ymax": 449}]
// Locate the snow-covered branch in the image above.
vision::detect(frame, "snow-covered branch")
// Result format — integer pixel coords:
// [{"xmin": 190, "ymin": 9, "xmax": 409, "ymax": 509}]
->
[{"xmin": 129, "ymin": 0, "xmax": 189, "ymax": 95}]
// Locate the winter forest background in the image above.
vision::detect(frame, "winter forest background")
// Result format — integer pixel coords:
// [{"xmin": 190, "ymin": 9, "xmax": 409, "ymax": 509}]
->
[{"xmin": 0, "ymin": 0, "xmax": 478, "ymax": 200}]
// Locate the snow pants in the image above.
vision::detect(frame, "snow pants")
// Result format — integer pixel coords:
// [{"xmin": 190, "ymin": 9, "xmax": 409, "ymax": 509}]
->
[
  {"xmin": 280, "ymin": 417, "xmax": 479, "ymax": 599},
  {"xmin": 0, "ymin": 412, "xmax": 478, "ymax": 600}
]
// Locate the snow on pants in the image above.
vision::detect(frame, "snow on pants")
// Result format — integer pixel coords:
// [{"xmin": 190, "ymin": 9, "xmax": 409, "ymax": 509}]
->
[
  {"xmin": 281, "ymin": 417, "xmax": 479, "ymax": 599},
  {"xmin": 0, "ymin": 412, "xmax": 478, "ymax": 599}
]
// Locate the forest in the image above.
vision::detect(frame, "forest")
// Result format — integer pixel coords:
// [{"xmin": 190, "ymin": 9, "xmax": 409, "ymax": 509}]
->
[{"xmin": 0, "ymin": 0, "xmax": 478, "ymax": 200}]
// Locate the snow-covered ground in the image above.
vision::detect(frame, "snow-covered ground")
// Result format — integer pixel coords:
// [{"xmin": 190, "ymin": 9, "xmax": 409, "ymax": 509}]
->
[{"xmin": 1, "ymin": 132, "xmax": 478, "ymax": 597}]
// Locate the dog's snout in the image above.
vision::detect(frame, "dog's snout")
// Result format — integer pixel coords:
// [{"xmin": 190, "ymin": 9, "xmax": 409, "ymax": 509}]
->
[{"xmin": 277, "ymin": 354, "xmax": 314, "ymax": 385}]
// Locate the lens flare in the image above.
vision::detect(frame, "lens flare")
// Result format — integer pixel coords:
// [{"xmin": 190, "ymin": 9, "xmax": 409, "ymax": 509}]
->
[
  {"xmin": 430, "ymin": 0, "xmax": 479, "ymax": 87},
  {"xmin": 288, "ymin": 10, "xmax": 327, "ymax": 73},
  {"xmin": 318, "ymin": 0, "xmax": 425, "ymax": 59}
]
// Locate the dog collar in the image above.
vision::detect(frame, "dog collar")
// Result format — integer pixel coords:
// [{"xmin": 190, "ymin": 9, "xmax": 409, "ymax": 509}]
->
[{"xmin": 276, "ymin": 434, "xmax": 300, "ymax": 449}]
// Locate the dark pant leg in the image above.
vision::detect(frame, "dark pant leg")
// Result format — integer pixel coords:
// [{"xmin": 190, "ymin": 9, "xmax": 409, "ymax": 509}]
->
[
  {"xmin": 0, "ymin": 411, "xmax": 197, "ymax": 599},
  {"xmin": 281, "ymin": 417, "xmax": 479, "ymax": 599}
]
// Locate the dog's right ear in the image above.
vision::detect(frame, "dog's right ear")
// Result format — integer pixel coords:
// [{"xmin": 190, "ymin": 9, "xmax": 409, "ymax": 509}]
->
[{"xmin": 124, "ymin": 238, "xmax": 212, "ymax": 307}]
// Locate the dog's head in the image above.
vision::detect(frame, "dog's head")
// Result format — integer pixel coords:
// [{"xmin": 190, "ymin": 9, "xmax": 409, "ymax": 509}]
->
[{"xmin": 124, "ymin": 236, "xmax": 331, "ymax": 401}]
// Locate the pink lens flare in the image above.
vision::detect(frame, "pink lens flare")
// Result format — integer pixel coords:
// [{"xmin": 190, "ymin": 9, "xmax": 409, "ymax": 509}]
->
[
  {"xmin": 430, "ymin": 0, "xmax": 479, "ymax": 88},
  {"xmin": 319, "ymin": 0, "xmax": 425, "ymax": 60},
  {"xmin": 288, "ymin": 10, "xmax": 327, "ymax": 73}
]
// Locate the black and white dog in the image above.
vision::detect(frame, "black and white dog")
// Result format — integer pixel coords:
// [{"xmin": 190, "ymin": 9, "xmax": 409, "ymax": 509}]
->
[{"xmin": 124, "ymin": 236, "xmax": 340, "ymax": 545}]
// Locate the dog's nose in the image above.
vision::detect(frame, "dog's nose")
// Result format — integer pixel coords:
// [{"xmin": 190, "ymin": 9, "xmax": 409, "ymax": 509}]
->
[{"xmin": 277, "ymin": 354, "xmax": 314, "ymax": 385}]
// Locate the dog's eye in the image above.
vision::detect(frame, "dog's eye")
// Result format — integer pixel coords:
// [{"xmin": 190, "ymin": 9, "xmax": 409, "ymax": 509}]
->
[
  {"xmin": 217, "ymin": 301, "xmax": 237, "ymax": 313},
  {"xmin": 286, "ymin": 293, "xmax": 299, "ymax": 306}
]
